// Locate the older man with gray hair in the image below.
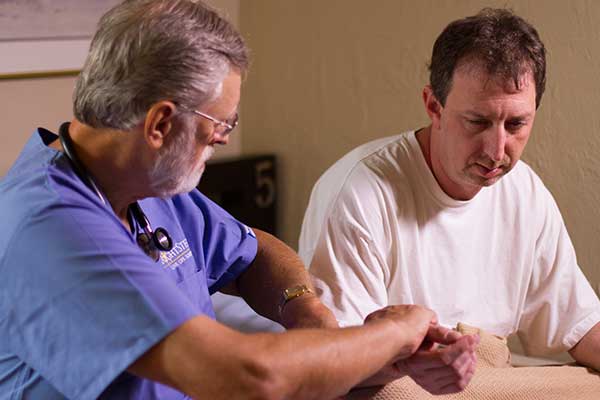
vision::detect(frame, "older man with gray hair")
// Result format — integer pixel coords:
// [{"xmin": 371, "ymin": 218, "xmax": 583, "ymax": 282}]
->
[{"xmin": 0, "ymin": 1, "xmax": 478, "ymax": 399}]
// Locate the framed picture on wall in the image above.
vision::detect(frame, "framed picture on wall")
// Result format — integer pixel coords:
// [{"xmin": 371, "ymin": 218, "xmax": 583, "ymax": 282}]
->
[{"xmin": 0, "ymin": 0, "xmax": 120, "ymax": 79}]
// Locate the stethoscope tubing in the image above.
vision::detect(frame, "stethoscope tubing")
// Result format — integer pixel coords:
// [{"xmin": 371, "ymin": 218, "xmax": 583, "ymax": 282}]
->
[{"xmin": 58, "ymin": 122, "xmax": 174, "ymax": 255}]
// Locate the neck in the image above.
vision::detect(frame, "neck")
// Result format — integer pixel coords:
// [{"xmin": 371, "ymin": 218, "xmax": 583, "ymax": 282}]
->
[
  {"xmin": 56, "ymin": 120, "xmax": 151, "ymax": 221},
  {"xmin": 415, "ymin": 126, "xmax": 433, "ymax": 171},
  {"xmin": 415, "ymin": 125, "xmax": 480, "ymax": 201}
]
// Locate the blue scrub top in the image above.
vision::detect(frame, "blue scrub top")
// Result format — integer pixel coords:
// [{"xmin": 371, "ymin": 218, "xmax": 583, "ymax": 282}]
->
[{"xmin": 0, "ymin": 128, "xmax": 258, "ymax": 399}]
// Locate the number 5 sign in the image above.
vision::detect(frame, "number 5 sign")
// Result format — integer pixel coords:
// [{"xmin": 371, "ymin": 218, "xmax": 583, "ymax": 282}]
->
[{"xmin": 254, "ymin": 160, "xmax": 275, "ymax": 208}]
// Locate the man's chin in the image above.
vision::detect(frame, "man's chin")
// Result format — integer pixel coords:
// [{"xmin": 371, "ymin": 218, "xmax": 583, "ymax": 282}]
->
[
  {"xmin": 154, "ymin": 171, "xmax": 206, "ymax": 198},
  {"xmin": 480, "ymin": 177, "xmax": 502, "ymax": 187}
]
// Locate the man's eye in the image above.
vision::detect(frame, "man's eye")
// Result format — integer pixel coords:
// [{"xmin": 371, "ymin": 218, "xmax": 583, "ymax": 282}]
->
[
  {"xmin": 468, "ymin": 119, "xmax": 487, "ymax": 126},
  {"xmin": 506, "ymin": 120, "xmax": 525, "ymax": 130}
]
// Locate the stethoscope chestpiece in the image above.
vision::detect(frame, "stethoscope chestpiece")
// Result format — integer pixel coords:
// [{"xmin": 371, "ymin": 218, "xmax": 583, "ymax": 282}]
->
[
  {"xmin": 129, "ymin": 203, "xmax": 174, "ymax": 261},
  {"xmin": 153, "ymin": 227, "xmax": 173, "ymax": 252}
]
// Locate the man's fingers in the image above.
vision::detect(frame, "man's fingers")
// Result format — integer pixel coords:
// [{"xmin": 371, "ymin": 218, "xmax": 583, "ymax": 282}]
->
[
  {"xmin": 413, "ymin": 371, "xmax": 475, "ymax": 396},
  {"xmin": 454, "ymin": 351, "xmax": 475, "ymax": 377},
  {"xmin": 440, "ymin": 367, "xmax": 476, "ymax": 393},
  {"xmin": 429, "ymin": 314, "xmax": 439, "ymax": 326},
  {"xmin": 404, "ymin": 333, "xmax": 479, "ymax": 394},
  {"xmin": 414, "ymin": 351, "xmax": 475, "ymax": 380},
  {"xmin": 405, "ymin": 350, "xmax": 447, "ymax": 370},
  {"xmin": 414, "ymin": 365, "xmax": 476, "ymax": 395},
  {"xmin": 433, "ymin": 373, "xmax": 466, "ymax": 388},
  {"xmin": 407, "ymin": 338, "xmax": 478, "ymax": 375},
  {"xmin": 439, "ymin": 334, "xmax": 479, "ymax": 364},
  {"xmin": 425, "ymin": 324, "xmax": 462, "ymax": 344},
  {"xmin": 406, "ymin": 353, "xmax": 467, "ymax": 375},
  {"xmin": 406, "ymin": 333, "xmax": 479, "ymax": 396},
  {"xmin": 408, "ymin": 335, "xmax": 477, "ymax": 371}
]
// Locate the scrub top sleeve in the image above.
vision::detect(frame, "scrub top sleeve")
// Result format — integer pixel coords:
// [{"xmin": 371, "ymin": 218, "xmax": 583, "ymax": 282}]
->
[
  {"xmin": 189, "ymin": 192, "xmax": 258, "ymax": 293},
  {"xmin": 2, "ymin": 205, "xmax": 200, "ymax": 400}
]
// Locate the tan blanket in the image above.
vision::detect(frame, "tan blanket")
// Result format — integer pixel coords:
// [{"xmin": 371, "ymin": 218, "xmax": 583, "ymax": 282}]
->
[{"xmin": 345, "ymin": 324, "xmax": 600, "ymax": 400}]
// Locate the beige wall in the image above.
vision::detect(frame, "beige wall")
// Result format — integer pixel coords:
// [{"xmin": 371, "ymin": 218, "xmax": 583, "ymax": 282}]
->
[
  {"xmin": 2, "ymin": 1, "xmax": 600, "ymax": 292},
  {"xmin": 0, "ymin": 0, "xmax": 240, "ymax": 177},
  {"xmin": 240, "ymin": 0, "xmax": 600, "ymax": 291},
  {"xmin": 0, "ymin": 76, "xmax": 76, "ymax": 174}
]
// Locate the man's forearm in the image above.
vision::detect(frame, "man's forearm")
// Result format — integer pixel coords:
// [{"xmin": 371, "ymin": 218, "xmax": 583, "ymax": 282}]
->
[
  {"xmin": 130, "ymin": 307, "xmax": 435, "ymax": 400},
  {"xmin": 569, "ymin": 321, "xmax": 600, "ymax": 370},
  {"xmin": 231, "ymin": 228, "xmax": 337, "ymax": 328}
]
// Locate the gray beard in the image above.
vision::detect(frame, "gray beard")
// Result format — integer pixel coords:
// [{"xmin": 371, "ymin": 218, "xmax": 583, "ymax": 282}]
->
[
  {"xmin": 150, "ymin": 145, "xmax": 215, "ymax": 198},
  {"xmin": 148, "ymin": 119, "xmax": 215, "ymax": 198}
]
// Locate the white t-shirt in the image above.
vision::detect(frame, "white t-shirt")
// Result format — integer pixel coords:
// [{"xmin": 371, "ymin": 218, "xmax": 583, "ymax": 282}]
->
[{"xmin": 299, "ymin": 130, "xmax": 600, "ymax": 356}]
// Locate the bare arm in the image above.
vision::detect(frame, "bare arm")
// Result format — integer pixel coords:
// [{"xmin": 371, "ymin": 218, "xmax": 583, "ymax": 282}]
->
[
  {"xmin": 221, "ymin": 228, "xmax": 338, "ymax": 329},
  {"xmin": 569, "ymin": 321, "xmax": 600, "ymax": 370},
  {"xmin": 128, "ymin": 305, "xmax": 438, "ymax": 400}
]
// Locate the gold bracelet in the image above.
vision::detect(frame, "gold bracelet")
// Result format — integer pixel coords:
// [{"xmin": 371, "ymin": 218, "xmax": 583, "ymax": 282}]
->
[{"xmin": 278, "ymin": 284, "xmax": 312, "ymax": 317}]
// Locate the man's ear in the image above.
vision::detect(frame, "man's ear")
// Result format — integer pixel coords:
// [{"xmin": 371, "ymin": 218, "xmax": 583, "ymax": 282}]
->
[
  {"xmin": 143, "ymin": 101, "xmax": 177, "ymax": 150},
  {"xmin": 423, "ymin": 85, "xmax": 443, "ymax": 129}
]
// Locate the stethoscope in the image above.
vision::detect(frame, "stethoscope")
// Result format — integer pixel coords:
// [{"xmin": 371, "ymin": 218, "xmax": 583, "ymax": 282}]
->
[{"xmin": 58, "ymin": 122, "xmax": 173, "ymax": 261}]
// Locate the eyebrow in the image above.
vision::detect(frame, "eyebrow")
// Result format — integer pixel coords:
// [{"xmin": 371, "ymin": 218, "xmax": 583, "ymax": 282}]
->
[
  {"xmin": 226, "ymin": 108, "xmax": 239, "ymax": 120},
  {"xmin": 463, "ymin": 111, "xmax": 533, "ymax": 120}
]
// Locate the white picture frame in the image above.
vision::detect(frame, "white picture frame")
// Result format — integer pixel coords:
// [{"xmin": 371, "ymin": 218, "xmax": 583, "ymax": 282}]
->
[
  {"xmin": 0, "ymin": 39, "xmax": 90, "ymax": 78},
  {"xmin": 0, "ymin": 1, "xmax": 120, "ymax": 79}
]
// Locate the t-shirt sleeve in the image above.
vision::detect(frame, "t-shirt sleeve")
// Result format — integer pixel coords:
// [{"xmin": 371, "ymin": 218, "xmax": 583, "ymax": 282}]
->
[
  {"xmin": 309, "ymin": 167, "xmax": 391, "ymax": 327},
  {"xmin": 517, "ymin": 191, "xmax": 600, "ymax": 356},
  {"xmin": 183, "ymin": 191, "xmax": 258, "ymax": 293},
  {"xmin": 2, "ymin": 203, "xmax": 200, "ymax": 400}
]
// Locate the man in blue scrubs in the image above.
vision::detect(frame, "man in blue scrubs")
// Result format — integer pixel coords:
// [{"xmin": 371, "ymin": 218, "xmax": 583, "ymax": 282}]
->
[{"xmin": 0, "ymin": 1, "xmax": 479, "ymax": 399}]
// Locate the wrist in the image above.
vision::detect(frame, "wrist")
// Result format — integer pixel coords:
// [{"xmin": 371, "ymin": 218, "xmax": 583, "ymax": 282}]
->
[
  {"xmin": 278, "ymin": 284, "xmax": 313, "ymax": 318},
  {"xmin": 279, "ymin": 291, "xmax": 338, "ymax": 329}
]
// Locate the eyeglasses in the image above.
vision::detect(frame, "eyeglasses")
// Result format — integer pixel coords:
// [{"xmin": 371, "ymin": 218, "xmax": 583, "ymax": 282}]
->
[{"xmin": 178, "ymin": 104, "xmax": 238, "ymax": 135}]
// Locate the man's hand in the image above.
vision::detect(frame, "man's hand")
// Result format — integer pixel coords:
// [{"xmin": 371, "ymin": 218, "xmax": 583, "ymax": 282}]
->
[
  {"xmin": 360, "ymin": 309, "xmax": 479, "ymax": 394},
  {"xmin": 398, "ymin": 326, "xmax": 479, "ymax": 395},
  {"xmin": 364, "ymin": 305, "xmax": 438, "ymax": 359}
]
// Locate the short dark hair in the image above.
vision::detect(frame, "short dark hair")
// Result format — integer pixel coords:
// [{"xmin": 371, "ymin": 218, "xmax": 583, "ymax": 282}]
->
[{"xmin": 429, "ymin": 8, "xmax": 546, "ymax": 108}]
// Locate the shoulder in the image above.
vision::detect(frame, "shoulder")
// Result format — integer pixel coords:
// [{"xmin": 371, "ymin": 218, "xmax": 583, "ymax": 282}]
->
[
  {"xmin": 161, "ymin": 190, "xmax": 257, "ymax": 284},
  {"xmin": 309, "ymin": 132, "xmax": 414, "ymax": 211},
  {"xmin": 504, "ymin": 160, "xmax": 545, "ymax": 186},
  {"xmin": 492, "ymin": 160, "xmax": 564, "ymax": 235},
  {"xmin": 498, "ymin": 161, "xmax": 555, "ymax": 204},
  {"xmin": 299, "ymin": 132, "xmax": 415, "ymax": 261},
  {"xmin": 317, "ymin": 132, "xmax": 411, "ymax": 188},
  {"xmin": 1, "ymin": 141, "xmax": 115, "ymax": 257},
  {"xmin": 167, "ymin": 190, "xmax": 255, "ymax": 239},
  {"xmin": 0, "ymin": 132, "xmax": 152, "ymax": 281}
]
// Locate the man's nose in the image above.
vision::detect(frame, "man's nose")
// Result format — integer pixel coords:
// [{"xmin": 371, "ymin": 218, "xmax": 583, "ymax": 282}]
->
[
  {"xmin": 214, "ymin": 130, "xmax": 230, "ymax": 145},
  {"xmin": 482, "ymin": 125, "xmax": 506, "ymax": 163}
]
